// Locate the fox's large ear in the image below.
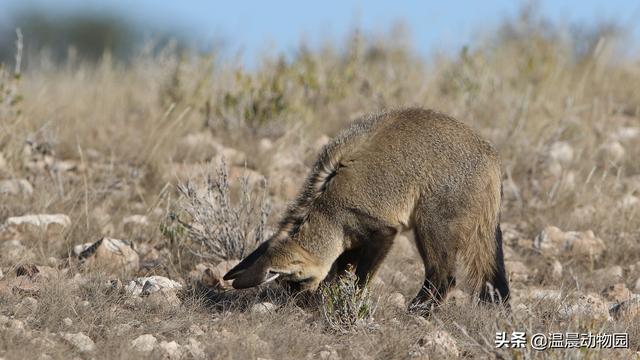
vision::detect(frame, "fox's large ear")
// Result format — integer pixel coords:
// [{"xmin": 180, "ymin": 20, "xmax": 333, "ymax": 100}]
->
[{"xmin": 223, "ymin": 241, "xmax": 276, "ymax": 289}]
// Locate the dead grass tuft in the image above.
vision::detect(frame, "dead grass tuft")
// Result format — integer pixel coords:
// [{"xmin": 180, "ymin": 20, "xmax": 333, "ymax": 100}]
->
[
  {"xmin": 320, "ymin": 269, "xmax": 378, "ymax": 334},
  {"xmin": 169, "ymin": 160, "xmax": 271, "ymax": 262}
]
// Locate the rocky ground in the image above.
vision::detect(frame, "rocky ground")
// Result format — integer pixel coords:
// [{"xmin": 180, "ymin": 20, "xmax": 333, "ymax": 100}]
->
[
  {"xmin": 1, "ymin": 12, "xmax": 640, "ymax": 359},
  {"xmin": 1, "ymin": 128, "xmax": 638, "ymax": 359}
]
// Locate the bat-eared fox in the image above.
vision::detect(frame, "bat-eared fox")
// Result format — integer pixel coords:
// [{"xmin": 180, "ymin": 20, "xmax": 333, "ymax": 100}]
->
[{"xmin": 224, "ymin": 108, "xmax": 509, "ymax": 312}]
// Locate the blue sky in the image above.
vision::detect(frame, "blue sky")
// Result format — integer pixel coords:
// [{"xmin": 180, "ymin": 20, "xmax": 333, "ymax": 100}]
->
[{"xmin": 3, "ymin": 0, "xmax": 640, "ymax": 66}]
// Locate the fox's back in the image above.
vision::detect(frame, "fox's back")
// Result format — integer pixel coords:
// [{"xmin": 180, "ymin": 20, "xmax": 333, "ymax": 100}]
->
[{"xmin": 322, "ymin": 108, "xmax": 500, "ymax": 227}]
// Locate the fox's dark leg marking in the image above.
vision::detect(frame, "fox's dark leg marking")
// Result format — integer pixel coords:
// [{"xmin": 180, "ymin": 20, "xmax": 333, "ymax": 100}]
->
[
  {"xmin": 325, "ymin": 247, "xmax": 362, "ymax": 283},
  {"xmin": 479, "ymin": 223, "xmax": 510, "ymax": 306},
  {"xmin": 353, "ymin": 228, "xmax": 396, "ymax": 286}
]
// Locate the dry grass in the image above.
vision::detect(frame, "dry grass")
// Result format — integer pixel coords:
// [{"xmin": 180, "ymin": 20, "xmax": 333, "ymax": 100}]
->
[
  {"xmin": 320, "ymin": 268, "xmax": 378, "ymax": 334},
  {"xmin": 1, "ymin": 8, "xmax": 640, "ymax": 359}
]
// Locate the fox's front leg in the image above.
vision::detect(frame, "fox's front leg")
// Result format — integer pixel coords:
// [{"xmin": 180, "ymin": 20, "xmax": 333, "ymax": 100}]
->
[
  {"xmin": 324, "ymin": 247, "xmax": 362, "ymax": 283},
  {"xmin": 352, "ymin": 229, "xmax": 396, "ymax": 286}
]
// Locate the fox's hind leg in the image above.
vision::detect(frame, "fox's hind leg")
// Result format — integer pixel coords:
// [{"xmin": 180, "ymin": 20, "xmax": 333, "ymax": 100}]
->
[
  {"xmin": 409, "ymin": 210, "xmax": 459, "ymax": 316},
  {"xmin": 479, "ymin": 224, "xmax": 510, "ymax": 305}
]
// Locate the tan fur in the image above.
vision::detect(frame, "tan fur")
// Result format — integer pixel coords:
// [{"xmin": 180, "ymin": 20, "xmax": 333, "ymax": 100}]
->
[{"xmin": 224, "ymin": 108, "xmax": 509, "ymax": 308}]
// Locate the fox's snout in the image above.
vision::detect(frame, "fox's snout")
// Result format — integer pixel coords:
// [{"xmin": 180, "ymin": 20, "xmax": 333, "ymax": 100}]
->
[
  {"xmin": 223, "ymin": 241, "xmax": 274, "ymax": 289},
  {"xmin": 223, "ymin": 238, "xmax": 325, "ymax": 291}
]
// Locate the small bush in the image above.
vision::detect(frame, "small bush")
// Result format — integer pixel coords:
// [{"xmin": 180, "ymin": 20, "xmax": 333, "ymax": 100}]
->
[
  {"xmin": 320, "ymin": 269, "xmax": 378, "ymax": 333},
  {"xmin": 169, "ymin": 160, "xmax": 271, "ymax": 262}
]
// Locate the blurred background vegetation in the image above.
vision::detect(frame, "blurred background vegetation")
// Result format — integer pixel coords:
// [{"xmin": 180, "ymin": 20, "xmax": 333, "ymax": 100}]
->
[
  {"xmin": 0, "ymin": 8, "xmax": 190, "ymax": 66},
  {"xmin": 0, "ymin": 2, "xmax": 633, "ymax": 69}
]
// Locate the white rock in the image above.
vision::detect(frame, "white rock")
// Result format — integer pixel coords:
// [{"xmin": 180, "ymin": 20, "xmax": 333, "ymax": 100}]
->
[
  {"xmin": 124, "ymin": 276, "xmax": 182, "ymax": 296},
  {"xmin": 147, "ymin": 288, "xmax": 182, "ymax": 308},
  {"xmin": 534, "ymin": 226, "xmax": 605, "ymax": 259},
  {"xmin": 602, "ymin": 283, "xmax": 632, "ymax": 302},
  {"xmin": 122, "ymin": 215, "xmax": 149, "ymax": 228},
  {"xmin": 71, "ymin": 273, "xmax": 89, "ymax": 287},
  {"xmin": 19, "ymin": 297, "xmax": 38, "ymax": 309},
  {"xmin": 219, "ymin": 147, "xmax": 247, "ymax": 167},
  {"xmin": 393, "ymin": 234, "xmax": 415, "ymax": 256},
  {"xmin": 250, "ymin": 302, "xmax": 277, "ymax": 314},
  {"xmin": 602, "ymin": 141, "xmax": 625, "ymax": 162},
  {"xmin": 506, "ymin": 260, "xmax": 529, "ymax": 282},
  {"xmin": 388, "ymin": 292, "xmax": 406, "ymax": 310},
  {"xmin": 158, "ymin": 341, "xmax": 183, "ymax": 359},
  {"xmin": 500, "ymin": 223, "xmax": 524, "ymax": 247},
  {"xmin": 176, "ymin": 134, "xmax": 246, "ymax": 166},
  {"xmin": 78, "ymin": 237, "xmax": 139, "ymax": 274},
  {"xmin": 114, "ymin": 323, "xmax": 132, "ymax": 336},
  {"xmin": 63, "ymin": 318, "xmax": 73, "ymax": 327},
  {"xmin": 131, "ymin": 334, "xmax": 157, "ymax": 353},
  {"xmin": 0, "ymin": 152, "xmax": 7, "ymax": 170},
  {"xmin": 448, "ymin": 289, "xmax": 471, "ymax": 305},
  {"xmin": 306, "ymin": 345, "xmax": 339, "ymax": 360},
  {"xmin": 60, "ymin": 332, "xmax": 96, "ymax": 353},
  {"xmin": 389, "ymin": 271, "xmax": 409, "ymax": 287},
  {"xmin": 546, "ymin": 161, "xmax": 563, "ymax": 179},
  {"xmin": 371, "ymin": 276, "xmax": 385, "ymax": 288},
  {"xmin": 176, "ymin": 132, "xmax": 220, "ymax": 162},
  {"xmin": 618, "ymin": 195, "xmax": 639, "ymax": 210},
  {"xmin": 1, "ymin": 239, "xmax": 34, "ymax": 260},
  {"xmin": 228, "ymin": 166, "xmax": 266, "ymax": 189},
  {"xmin": 0, "ymin": 179, "xmax": 33, "ymax": 196},
  {"xmin": 410, "ymin": 330, "xmax": 460, "ymax": 359},
  {"xmin": 549, "ymin": 141, "xmax": 574, "ymax": 165},
  {"xmin": 528, "ymin": 288, "xmax": 563, "ymax": 301},
  {"xmin": 629, "ymin": 261, "xmax": 640, "ymax": 273},
  {"xmin": 570, "ymin": 205, "xmax": 596, "ymax": 223},
  {"xmin": 611, "ymin": 126, "xmax": 640, "ymax": 141},
  {"xmin": 7, "ymin": 214, "xmax": 71, "ymax": 231},
  {"xmin": 258, "ymin": 138, "xmax": 274, "ymax": 152},
  {"xmin": 318, "ymin": 347, "xmax": 339, "ymax": 360},
  {"xmin": 6, "ymin": 319, "xmax": 25, "ymax": 334},
  {"xmin": 51, "ymin": 160, "xmax": 78, "ymax": 172},
  {"xmin": 47, "ymin": 257, "xmax": 59, "ymax": 267},
  {"xmin": 559, "ymin": 293, "xmax": 610, "ymax": 321},
  {"xmin": 594, "ymin": 266, "xmax": 623, "ymax": 281},
  {"xmin": 189, "ymin": 324, "xmax": 205, "ymax": 336},
  {"xmin": 551, "ymin": 260, "xmax": 563, "ymax": 280},
  {"xmin": 185, "ymin": 338, "xmax": 205, "ymax": 359},
  {"xmin": 73, "ymin": 243, "xmax": 93, "ymax": 257},
  {"xmin": 313, "ymin": 134, "xmax": 331, "ymax": 152}
]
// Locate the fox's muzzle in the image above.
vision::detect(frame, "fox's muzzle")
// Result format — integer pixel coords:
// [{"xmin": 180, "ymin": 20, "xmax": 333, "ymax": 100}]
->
[{"xmin": 224, "ymin": 241, "xmax": 278, "ymax": 289}]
